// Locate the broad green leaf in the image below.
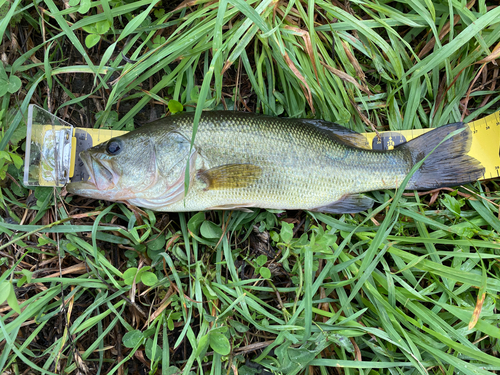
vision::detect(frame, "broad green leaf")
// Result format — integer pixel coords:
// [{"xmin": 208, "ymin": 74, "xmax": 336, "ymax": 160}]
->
[
  {"xmin": 259, "ymin": 267, "xmax": 271, "ymax": 279},
  {"xmin": 136, "ymin": 266, "xmax": 151, "ymax": 281},
  {"xmin": 6, "ymin": 116, "xmax": 27, "ymax": 147},
  {"xmin": 154, "ymin": 9, "xmax": 165, "ymax": 18},
  {"xmin": 140, "ymin": 272, "xmax": 158, "ymax": 287},
  {"xmin": 0, "ymin": 151, "xmax": 11, "ymax": 161},
  {"xmin": 7, "ymin": 75, "xmax": 22, "ymax": 93},
  {"xmin": 255, "ymin": 255, "xmax": 267, "ymax": 267},
  {"xmin": 168, "ymin": 99, "xmax": 183, "ymax": 114},
  {"xmin": 147, "ymin": 234, "xmax": 166, "ymax": 251},
  {"xmin": 200, "ymin": 221, "xmax": 222, "ymax": 239},
  {"xmin": 280, "ymin": 222, "xmax": 294, "ymax": 243},
  {"xmin": 0, "ymin": 281, "xmax": 10, "ymax": 304},
  {"xmin": 122, "ymin": 330, "xmax": 144, "ymax": 348},
  {"xmin": 209, "ymin": 332, "xmax": 230, "ymax": 356},
  {"xmin": 21, "ymin": 269, "xmax": 33, "ymax": 283},
  {"xmin": 78, "ymin": 0, "xmax": 91, "ymax": 14},
  {"xmin": 85, "ymin": 34, "xmax": 101, "ymax": 49},
  {"xmin": 6, "ymin": 282, "xmax": 20, "ymax": 313},
  {"xmin": 145, "ymin": 338, "xmax": 161, "ymax": 361},
  {"xmin": 230, "ymin": 320, "xmax": 249, "ymax": 333},
  {"xmin": 187, "ymin": 212, "xmax": 205, "ymax": 235},
  {"xmin": 82, "ymin": 23, "xmax": 97, "ymax": 34},
  {"xmin": 152, "ymin": 35, "xmax": 166, "ymax": 48},
  {"xmin": 9, "ymin": 153, "xmax": 23, "ymax": 169},
  {"xmin": 95, "ymin": 20, "xmax": 111, "ymax": 35},
  {"xmin": 123, "ymin": 267, "xmax": 138, "ymax": 285}
]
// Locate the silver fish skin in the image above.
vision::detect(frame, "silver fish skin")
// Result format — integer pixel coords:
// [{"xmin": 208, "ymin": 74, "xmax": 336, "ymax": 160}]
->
[{"xmin": 66, "ymin": 111, "xmax": 484, "ymax": 213}]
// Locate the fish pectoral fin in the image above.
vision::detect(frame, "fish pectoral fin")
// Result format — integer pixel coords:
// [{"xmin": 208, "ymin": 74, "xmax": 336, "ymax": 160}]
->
[
  {"xmin": 207, "ymin": 203, "xmax": 256, "ymax": 213},
  {"xmin": 310, "ymin": 194, "xmax": 374, "ymax": 214},
  {"xmin": 197, "ymin": 164, "xmax": 262, "ymax": 190}
]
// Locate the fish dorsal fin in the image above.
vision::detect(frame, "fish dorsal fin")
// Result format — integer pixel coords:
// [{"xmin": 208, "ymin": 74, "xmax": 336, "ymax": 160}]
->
[
  {"xmin": 310, "ymin": 194, "xmax": 374, "ymax": 214},
  {"xmin": 197, "ymin": 164, "xmax": 262, "ymax": 190},
  {"xmin": 298, "ymin": 119, "xmax": 370, "ymax": 149}
]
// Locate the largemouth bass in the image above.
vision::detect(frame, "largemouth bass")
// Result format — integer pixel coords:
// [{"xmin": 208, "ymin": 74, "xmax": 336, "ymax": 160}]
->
[{"xmin": 66, "ymin": 111, "xmax": 484, "ymax": 213}]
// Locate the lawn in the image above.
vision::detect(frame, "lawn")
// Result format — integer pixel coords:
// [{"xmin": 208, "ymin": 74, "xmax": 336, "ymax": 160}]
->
[{"xmin": 1, "ymin": 0, "xmax": 500, "ymax": 374}]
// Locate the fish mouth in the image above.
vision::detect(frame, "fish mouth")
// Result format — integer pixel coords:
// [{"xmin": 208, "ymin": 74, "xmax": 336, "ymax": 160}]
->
[
  {"xmin": 66, "ymin": 180, "xmax": 99, "ymax": 196},
  {"xmin": 66, "ymin": 151, "xmax": 117, "ymax": 197}
]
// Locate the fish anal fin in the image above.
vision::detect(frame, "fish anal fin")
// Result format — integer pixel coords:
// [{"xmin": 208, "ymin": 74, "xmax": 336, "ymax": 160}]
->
[
  {"xmin": 310, "ymin": 194, "xmax": 374, "ymax": 214},
  {"xmin": 207, "ymin": 203, "xmax": 256, "ymax": 212},
  {"xmin": 198, "ymin": 164, "xmax": 262, "ymax": 190}
]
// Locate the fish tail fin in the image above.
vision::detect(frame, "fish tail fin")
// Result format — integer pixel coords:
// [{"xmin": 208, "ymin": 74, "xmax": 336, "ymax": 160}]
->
[{"xmin": 400, "ymin": 122, "xmax": 484, "ymax": 190}]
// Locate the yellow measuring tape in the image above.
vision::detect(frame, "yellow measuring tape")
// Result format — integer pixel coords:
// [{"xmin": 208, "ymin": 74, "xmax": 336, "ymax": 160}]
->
[{"xmin": 361, "ymin": 111, "xmax": 500, "ymax": 180}]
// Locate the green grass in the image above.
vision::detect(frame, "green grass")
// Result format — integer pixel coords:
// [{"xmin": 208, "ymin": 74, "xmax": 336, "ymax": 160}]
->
[{"xmin": 1, "ymin": 0, "xmax": 500, "ymax": 374}]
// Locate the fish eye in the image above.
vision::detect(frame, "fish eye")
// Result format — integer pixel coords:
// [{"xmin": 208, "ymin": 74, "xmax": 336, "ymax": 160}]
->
[{"xmin": 106, "ymin": 138, "xmax": 123, "ymax": 155}]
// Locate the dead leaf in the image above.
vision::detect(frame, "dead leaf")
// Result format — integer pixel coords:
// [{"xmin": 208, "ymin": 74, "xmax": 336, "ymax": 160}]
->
[
  {"xmin": 341, "ymin": 40, "xmax": 366, "ymax": 83},
  {"xmin": 461, "ymin": 63, "xmax": 487, "ymax": 121},
  {"xmin": 69, "ymin": 210, "xmax": 102, "ymax": 219},
  {"xmin": 475, "ymin": 41, "xmax": 500, "ymax": 65},
  {"xmin": 62, "ymin": 0, "xmax": 77, "ymax": 21},
  {"xmin": 321, "ymin": 62, "xmax": 371, "ymax": 95},
  {"xmin": 44, "ymin": 263, "xmax": 88, "ymax": 278},
  {"xmin": 174, "ymin": 0, "xmax": 202, "ymax": 11},
  {"xmin": 221, "ymin": 59, "xmax": 233, "ymax": 75},
  {"xmin": 479, "ymin": 66, "xmax": 498, "ymax": 107},
  {"xmin": 348, "ymin": 96, "xmax": 380, "ymax": 138},
  {"xmin": 468, "ymin": 291, "xmax": 485, "ymax": 330},
  {"xmin": 142, "ymin": 285, "xmax": 174, "ymax": 329},
  {"xmin": 134, "ymin": 350, "xmax": 150, "ymax": 367},
  {"xmin": 283, "ymin": 51, "xmax": 315, "ymax": 113},
  {"xmin": 350, "ymin": 337, "xmax": 362, "ymax": 361},
  {"xmin": 284, "ymin": 25, "xmax": 318, "ymax": 82}
]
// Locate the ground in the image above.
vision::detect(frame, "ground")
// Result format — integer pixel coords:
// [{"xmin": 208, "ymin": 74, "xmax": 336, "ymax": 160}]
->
[{"xmin": 0, "ymin": 0, "xmax": 500, "ymax": 374}]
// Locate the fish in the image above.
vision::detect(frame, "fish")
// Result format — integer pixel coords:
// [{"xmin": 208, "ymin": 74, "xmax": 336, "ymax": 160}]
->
[{"xmin": 66, "ymin": 111, "xmax": 485, "ymax": 214}]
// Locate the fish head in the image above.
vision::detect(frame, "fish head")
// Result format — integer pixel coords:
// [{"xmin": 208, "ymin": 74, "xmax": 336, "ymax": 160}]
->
[
  {"xmin": 67, "ymin": 133, "xmax": 159, "ymax": 201},
  {"xmin": 67, "ymin": 129, "xmax": 196, "ymax": 205}
]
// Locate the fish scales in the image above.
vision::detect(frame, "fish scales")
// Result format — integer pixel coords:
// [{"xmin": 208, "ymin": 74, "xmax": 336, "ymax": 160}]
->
[
  {"xmin": 67, "ymin": 111, "xmax": 484, "ymax": 213},
  {"xmin": 122, "ymin": 112, "xmax": 409, "ymax": 210}
]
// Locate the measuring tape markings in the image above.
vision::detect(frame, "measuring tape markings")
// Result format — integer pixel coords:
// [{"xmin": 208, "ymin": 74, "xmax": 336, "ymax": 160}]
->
[{"xmin": 469, "ymin": 111, "xmax": 500, "ymax": 180}]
